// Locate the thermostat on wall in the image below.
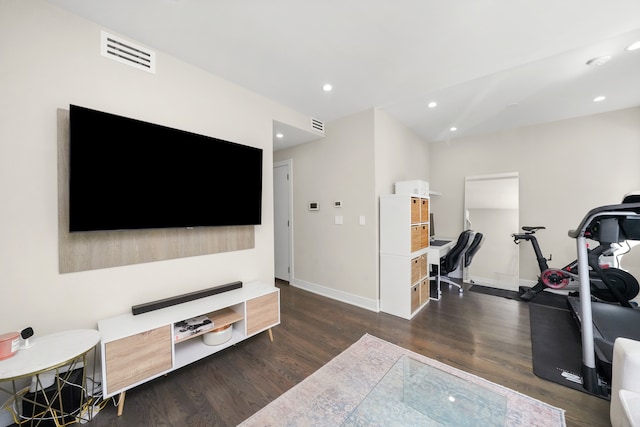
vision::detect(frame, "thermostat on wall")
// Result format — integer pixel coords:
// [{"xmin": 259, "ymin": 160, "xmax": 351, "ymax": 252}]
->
[
  {"xmin": 309, "ymin": 201, "xmax": 320, "ymax": 211},
  {"xmin": 334, "ymin": 201, "xmax": 342, "ymax": 208}
]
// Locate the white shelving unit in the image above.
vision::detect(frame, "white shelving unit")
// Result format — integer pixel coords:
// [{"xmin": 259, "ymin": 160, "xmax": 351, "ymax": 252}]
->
[
  {"xmin": 380, "ymin": 193, "xmax": 431, "ymax": 319},
  {"xmin": 98, "ymin": 281, "xmax": 280, "ymax": 415}
]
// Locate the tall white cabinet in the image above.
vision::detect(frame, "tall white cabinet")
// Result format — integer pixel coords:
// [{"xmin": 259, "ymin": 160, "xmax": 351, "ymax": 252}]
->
[{"xmin": 380, "ymin": 193, "xmax": 431, "ymax": 319}]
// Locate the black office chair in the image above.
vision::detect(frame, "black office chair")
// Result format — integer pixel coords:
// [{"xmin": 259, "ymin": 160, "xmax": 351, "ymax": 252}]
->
[
  {"xmin": 439, "ymin": 230, "xmax": 484, "ymax": 293},
  {"xmin": 464, "ymin": 232, "xmax": 484, "ymax": 268}
]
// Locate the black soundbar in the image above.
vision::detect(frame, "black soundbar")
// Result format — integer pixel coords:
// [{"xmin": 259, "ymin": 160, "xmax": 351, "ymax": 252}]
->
[{"xmin": 131, "ymin": 281, "xmax": 243, "ymax": 315}]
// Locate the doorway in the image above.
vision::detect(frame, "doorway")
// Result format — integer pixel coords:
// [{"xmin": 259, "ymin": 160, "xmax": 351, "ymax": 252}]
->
[{"xmin": 274, "ymin": 160, "xmax": 292, "ymax": 281}]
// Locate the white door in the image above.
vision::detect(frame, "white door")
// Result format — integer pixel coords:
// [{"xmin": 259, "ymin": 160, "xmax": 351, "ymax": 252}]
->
[{"xmin": 274, "ymin": 160, "xmax": 292, "ymax": 281}]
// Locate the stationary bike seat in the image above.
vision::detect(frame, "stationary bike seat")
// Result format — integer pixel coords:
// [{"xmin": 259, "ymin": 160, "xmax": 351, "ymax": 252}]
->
[{"xmin": 522, "ymin": 226, "xmax": 546, "ymax": 232}]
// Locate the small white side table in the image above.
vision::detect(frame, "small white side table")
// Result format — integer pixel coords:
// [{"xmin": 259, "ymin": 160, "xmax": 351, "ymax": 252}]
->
[{"xmin": 0, "ymin": 329, "xmax": 100, "ymax": 426}]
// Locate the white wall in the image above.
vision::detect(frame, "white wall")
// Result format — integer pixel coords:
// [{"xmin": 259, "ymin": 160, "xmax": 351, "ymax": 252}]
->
[
  {"xmin": 373, "ymin": 109, "xmax": 431, "ymax": 197},
  {"xmin": 274, "ymin": 109, "xmax": 378, "ymax": 307},
  {"xmin": 274, "ymin": 108, "xmax": 430, "ymax": 308},
  {"xmin": 0, "ymin": 1, "xmax": 310, "ymax": 337},
  {"xmin": 429, "ymin": 107, "xmax": 640, "ymax": 283}
]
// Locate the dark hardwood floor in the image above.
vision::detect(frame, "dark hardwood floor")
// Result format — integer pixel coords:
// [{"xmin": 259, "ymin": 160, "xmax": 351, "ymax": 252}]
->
[{"xmin": 90, "ymin": 281, "xmax": 610, "ymax": 426}]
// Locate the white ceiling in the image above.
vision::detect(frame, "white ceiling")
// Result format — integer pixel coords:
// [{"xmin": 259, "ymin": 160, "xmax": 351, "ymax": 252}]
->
[{"xmin": 47, "ymin": 0, "xmax": 640, "ymax": 149}]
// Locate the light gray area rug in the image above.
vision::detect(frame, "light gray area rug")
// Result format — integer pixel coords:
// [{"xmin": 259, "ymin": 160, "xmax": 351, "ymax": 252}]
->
[{"xmin": 239, "ymin": 334, "xmax": 566, "ymax": 426}]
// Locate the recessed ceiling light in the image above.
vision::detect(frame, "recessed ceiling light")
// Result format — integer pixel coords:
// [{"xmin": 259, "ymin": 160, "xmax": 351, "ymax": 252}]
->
[
  {"xmin": 593, "ymin": 96, "xmax": 606, "ymax": 102},
  {"xmin": 275, "ymin": 133, "xmax": 284, "ymax": 138},
  {"xmin": 627, "ymin": 40, "xmax": 640, "ymax": 51},
  {"xmin": 427, "ymin": 101, "xmax": 437, "ymax": 108},
  {"xmin": 322, "ymin": 83, "xmax": 333, "ymax": 92},
  {"xmin": 586, "ymin": 55, "xmax": 612, "ymax": 67},
  {"xmin": 450, "ymin": 127, "xmax": 458, "ymax": 132}
]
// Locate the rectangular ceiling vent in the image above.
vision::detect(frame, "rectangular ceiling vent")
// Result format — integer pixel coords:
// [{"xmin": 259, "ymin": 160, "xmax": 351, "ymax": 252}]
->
[
  {"xmin": 101, "ymin": 31, "xmax": 156, "ymax": 74},
  {"xmin": 311, "ymin": 118, "xmax": 325, "ymax": 135}
]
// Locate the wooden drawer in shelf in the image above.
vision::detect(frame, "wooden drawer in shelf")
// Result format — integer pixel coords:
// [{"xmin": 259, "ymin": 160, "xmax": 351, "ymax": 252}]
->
[
  {"xmin": 410, "ymin": 197, "xmax": 420, "ymax": 224},
  {"xmin": 411, "ymin": 254, "xmax": 428, "ymax": 284},
  {"xmin": 421, "ymin": 224, "xmax": 430, "ymax": 249},
  {"xmin": 421, "ymin": 198, "xmax": 429, "ymax": 221},
  {"xmin": 411, "ymin": 256, "xmax": 421, "ymax": 284},
  {"xmin": 411, "ymin": 226, "xmax": 421, "ymax": 252},
  {"xmin": 411, "ymin": 284, "xmax": 420, "ymax": 313},
  {"xmin": 420, "ymin": 254, "xmax": 428, "ymax": 277},
  {"xmin": 246, "ymin": 292, "xmax": 279, "ymax": 336},
  {"xmin": 420, "ymin": 279, "xmax": 430, "ymax": 305},
  {"xmin": 105, "ymin": 325, "xmax": 172, "ymax": 394}
]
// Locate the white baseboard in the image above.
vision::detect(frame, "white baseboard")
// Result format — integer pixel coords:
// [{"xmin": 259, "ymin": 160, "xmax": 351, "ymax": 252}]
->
[
  {"xmin": 468, "ymin": 275, "xmax": 496, "ymax": 287},
  {"xmin": 469, "ymin": 275, "xmax": 523, "ymax": 292},
  {"xmin": 518, "ymin": 279, "xmax": 538, "ymax": 287},
  {"xmin": 468, "ymin": 276, "xmax": 538, "ymax": 289},
  {"xmin": 290, "ymin": 278, "xmax": 379, "ymax": 313}
]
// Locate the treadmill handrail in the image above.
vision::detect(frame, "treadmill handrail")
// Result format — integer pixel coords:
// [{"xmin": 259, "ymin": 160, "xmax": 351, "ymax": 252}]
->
[
  {"xmin": 568, "ymin": 202, "xmax": 640, "ymax": 239},
  {"xmin": 569, "ymin": 200, "xmax": 640, "ymax": 397}
]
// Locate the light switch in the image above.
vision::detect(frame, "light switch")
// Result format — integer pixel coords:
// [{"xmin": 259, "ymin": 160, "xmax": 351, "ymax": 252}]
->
[
  {"xmin": 359, "ymin": 215, "xmax": 366, "ymax": 225},
  {"xmin": 335, "ymin": 215, "xmax": 343, "ymax": 225}
]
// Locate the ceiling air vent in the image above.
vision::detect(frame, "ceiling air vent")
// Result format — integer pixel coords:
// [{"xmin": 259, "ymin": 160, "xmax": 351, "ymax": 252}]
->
[
  {"xmin": 101, "ymin": 31, "xmax": 156, "ymax": 74},
  {"xmin": 311, "ymin": 118, "xmax": 325, "ymax": 135}
]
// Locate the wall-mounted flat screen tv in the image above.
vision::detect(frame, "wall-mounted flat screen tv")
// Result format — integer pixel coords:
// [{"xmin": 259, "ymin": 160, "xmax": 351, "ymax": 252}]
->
[{"xmin": 69, "ymin": 105, "xmax": 263, "ymax": 232}]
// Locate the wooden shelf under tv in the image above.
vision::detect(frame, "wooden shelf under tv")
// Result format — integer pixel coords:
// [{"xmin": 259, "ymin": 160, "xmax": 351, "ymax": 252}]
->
[
  {"xmin": 174, "ymin": 307, "xmax": 244, "ymax": 344},
  {"xmin": 98, "ymin": 282, "xmax": 280, "ymax": 416}
]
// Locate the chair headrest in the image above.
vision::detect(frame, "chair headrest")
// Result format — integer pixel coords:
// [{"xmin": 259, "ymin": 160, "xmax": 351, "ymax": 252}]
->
[
  {"xmin": 464, "ymin": 232, "xmax": 484, "ymax": 267},
  {"xmin": 442, "ymin": 230, "xmax": 473, "ymax": 273},
  {"xmin": 623, "ymin": 191, "xmax": 640, "ymax": 204}
]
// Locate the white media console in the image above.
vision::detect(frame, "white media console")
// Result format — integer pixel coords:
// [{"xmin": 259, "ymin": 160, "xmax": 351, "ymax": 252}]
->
[{"xmin": 98, "ymin": 281, "xmax": 280, "ymax": 415}]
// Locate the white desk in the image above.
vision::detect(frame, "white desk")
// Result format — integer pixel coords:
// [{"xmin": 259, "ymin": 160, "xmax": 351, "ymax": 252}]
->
[
  {"xmin": 0, "ymin": 329, "xmax": 100, "ymax": 426},
  {"xmin": 426, "ymin": 239, "xmax": 456, "ymax": 300}
]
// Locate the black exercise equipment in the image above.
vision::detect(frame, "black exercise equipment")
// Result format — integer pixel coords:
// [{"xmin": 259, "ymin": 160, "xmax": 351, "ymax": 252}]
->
[
  {"xmin": 512, "ymin": 226, "xmax": 638, "ymax": 304},
  {"xmin": 567, "ymin": 195, "xmax": 640, "ymax": 397}
]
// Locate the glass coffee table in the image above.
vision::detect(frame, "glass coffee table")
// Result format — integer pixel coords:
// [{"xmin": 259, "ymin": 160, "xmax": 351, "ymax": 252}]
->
[{"xmin": 343, "ymin": 355, "xmax": 507, "ymax": 426}]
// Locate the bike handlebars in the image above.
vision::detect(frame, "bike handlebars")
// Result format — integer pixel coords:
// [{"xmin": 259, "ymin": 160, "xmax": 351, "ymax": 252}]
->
[{"xmin": 512, "ymin": 226, "xmax": 546, "ymax": 243}]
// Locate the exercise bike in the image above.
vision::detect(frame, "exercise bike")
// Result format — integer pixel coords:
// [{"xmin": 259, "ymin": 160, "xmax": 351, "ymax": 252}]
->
[{"xmin": 512, "ymin": 226, "xmax": 639, "ymax": 305}]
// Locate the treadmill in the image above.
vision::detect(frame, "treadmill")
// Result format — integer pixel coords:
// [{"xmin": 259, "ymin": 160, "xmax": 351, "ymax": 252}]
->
[{"xmin": 567, "ymin": 195, "xmax": 640, "ymax": 397}]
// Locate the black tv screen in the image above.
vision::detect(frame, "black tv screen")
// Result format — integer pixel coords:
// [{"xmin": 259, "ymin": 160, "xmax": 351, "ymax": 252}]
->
[{"xmin": 69, "ymin": 105, "xmax": 263, "ymax": 232}]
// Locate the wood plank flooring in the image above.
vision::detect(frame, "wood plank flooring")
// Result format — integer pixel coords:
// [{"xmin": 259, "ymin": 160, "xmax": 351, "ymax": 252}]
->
[{"xmin": 90, "ymin": 281, "xmax": 610, "ymax": 426}]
